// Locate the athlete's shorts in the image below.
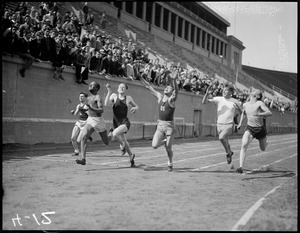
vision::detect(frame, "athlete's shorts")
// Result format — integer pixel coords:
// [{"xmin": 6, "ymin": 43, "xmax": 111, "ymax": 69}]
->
[
  {"xmin": 156, "ymin": 119, "xmax": 174, "ymax": 136},
  {"xmin": 86, "ymin": 116, "xmax": 106, "ymax": 133},
  {"xmin": 246, "ymin": 125, "xmax": 267, "ymax": 140},
  {"xmin": 113, "ymin": 117, "xmax": 131, "ymax": 132},
  {"xmin": 75, "ymin": 119, "xmax": 87, "ymax": 130},
  {"xmin": 217, "ymin": 122, "xmax": 234, "ymax": 135}
]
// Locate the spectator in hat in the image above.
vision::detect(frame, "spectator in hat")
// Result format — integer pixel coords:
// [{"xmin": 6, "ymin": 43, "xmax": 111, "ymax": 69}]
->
[{"xmin": 16, "ymin": 30, "xmax": 34, "ymax": 78}]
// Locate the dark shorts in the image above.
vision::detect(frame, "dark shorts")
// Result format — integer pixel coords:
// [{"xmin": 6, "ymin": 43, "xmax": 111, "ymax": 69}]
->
[
  {"xmin": 113, "ymin": 117, "xmax": 131, "ymax": 132},
  {"xmin": 246, "ymin": 125, "xmax": 267, "ymax": 140}
]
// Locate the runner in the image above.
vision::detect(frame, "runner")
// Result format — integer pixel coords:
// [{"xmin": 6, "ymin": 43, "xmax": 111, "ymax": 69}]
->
[
  {"xmin": 139, "ymin": 67, "xmax": 179, "ymax": 172},
  {"xmin": 104, "ymin": 82, "xmax": 139, "ymax": 167},
  {"xmin": 70, "ymin": 92, "xmax": 92, "ymax": 156},
  {"xmin": 76, "ymin": 81, "xmax": 112, "ymax": 165},
  {"xmin": 236, "ymin": 90, "xmax": 272, "ymax": 173},
  {"xmin": 202, "ymin": 83, "xmax": 242, "ymax": 164}
]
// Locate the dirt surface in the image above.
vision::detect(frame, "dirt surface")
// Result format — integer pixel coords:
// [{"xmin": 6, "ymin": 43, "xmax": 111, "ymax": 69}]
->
[{"xmin": 2, "ymin": 134, "xmax": 297, "ymax": 230}]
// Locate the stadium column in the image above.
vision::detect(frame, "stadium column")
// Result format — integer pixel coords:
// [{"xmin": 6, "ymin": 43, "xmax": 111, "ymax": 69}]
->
[
  {"xmin": 142, "ymin": 2, "xmax": 146, "ymax": 21},
  {"xmin": 175, "ymin": 14, "xmax": 178, "ymax": 37},
  {"xmin": 133, "ymin": 2, "xmax": 137, "ymax": 17},
  {"xmin": 151, "ymin": 2, "xmax": 156, "ymax": 25},
  {"xmin": 188, "ymin": 22, "xmax": 191, "ymax": 42},
  {"xmin": 160, "ymin": 5, "xmax": 163, "ymax": 28},
  {"xmin": 167, "ymin": 10, "xmax": 171, "ymax": 33},
  {"xmin": 182, "ymin": 19, "xmax": 185, "ymax": 39}
]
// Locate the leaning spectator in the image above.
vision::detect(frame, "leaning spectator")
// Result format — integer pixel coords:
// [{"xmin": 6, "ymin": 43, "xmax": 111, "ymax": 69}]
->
[{"xmin": 16, "ymin": 30, "xmax": 34, "ymax": 78}]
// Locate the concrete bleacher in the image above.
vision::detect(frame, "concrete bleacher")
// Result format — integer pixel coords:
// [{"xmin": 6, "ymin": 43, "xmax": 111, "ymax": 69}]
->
[{"xmin": 4, "ymin": 2, "xmax": 295, "ymax": 102}]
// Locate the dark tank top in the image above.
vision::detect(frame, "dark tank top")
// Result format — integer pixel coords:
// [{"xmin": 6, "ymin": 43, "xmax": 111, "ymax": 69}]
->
[
  {"xmin": 113, "ymin": 96, "xmax": 128, "ymax": 120},
  {"xmin": 158, "ymin": 98, "xmax": 175, "ymax": 121},
  {"xmin": 78, "ymin": 105, "xmax": 89, "ymax": 121}
]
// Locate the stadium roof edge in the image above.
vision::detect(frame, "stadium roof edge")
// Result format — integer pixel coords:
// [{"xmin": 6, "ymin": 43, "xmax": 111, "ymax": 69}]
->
[
  {"xmin": 197, "ymin": 2, "xmax": 231, "ymax": 27},
  {"xmin": 242, "ymin": 65, "xmax": 297, "ymax": 75}
]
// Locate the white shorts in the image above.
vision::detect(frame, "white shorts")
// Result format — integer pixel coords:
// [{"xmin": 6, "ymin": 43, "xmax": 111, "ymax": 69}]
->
[
  {"xmin": 86, "ymin": 116, "xmax": 107, "ymax": 133},
  {"xmin": 75, "ymin": 120, "xmax": 87, "ymax": 130}
]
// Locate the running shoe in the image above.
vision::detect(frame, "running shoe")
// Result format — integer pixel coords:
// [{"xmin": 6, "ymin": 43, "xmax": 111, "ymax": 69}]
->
[
  {"xmin": 226, "ymin": 151, "xmax": 234, "ymax": 164},
  {"xmin": 88, "ymin": 136, "xmax": 93, "ymax": 142},
  {"xmin": 236, "ymin": 167, "xmax": 243, "ymax": 174},
  {"xmin": 72, "ymin": 152, "xmax": 79, "ymax": 156},
  {"xmin": 130, "ymin": 154, "xmax": 135, "ymax": 167},
  {"xmin": 168, "ymin": 165, "xmax": 173, "ymax": 172},
  {"xmin": 76, "ymin": 158, "xmax": 86, "ymax": 165}
]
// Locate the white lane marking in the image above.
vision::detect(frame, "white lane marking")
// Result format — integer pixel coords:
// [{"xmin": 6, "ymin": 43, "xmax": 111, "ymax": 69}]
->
[
  {"xmin": 231, "ymin": 185, "xmax": 282, "ymax": 231},
  {"xmin": 245, "ymin": 154, "xmax": 297, "ymax": 174}
]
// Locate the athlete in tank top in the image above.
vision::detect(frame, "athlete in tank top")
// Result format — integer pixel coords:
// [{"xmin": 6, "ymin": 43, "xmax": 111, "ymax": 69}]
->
[
  {"xmin": 105, "ymin": 82, "xmax": 139, "ymax": 167},
  {"xmin": 158, "ymin": 98, "xmax": 175, "ymax": 121}
]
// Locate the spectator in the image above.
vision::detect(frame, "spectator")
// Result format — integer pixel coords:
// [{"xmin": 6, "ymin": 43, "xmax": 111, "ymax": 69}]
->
[
  {"xmin": 30, "ymin": 11, "xmax": 42, "ymax": 31},
  {"xmin": 40, "ymin": 29, "xmax": 55, "ymax": 62},
  {"xmin": 73, "ymin": 47, "xmax": 89, "ymax": 85},
  {"xmin": 29, "ymin": 31, "xmax": 42, "ymax": 60},
  {"xmin": 95, "ymin": 35, "xmax": 103, "ymax": 51},
  {"xmin": 18, "ymin": 14, "xmax": 31, "ymax": 37},
  {"xmin": 100, "ymin": 11, "xmax": 107, "ymax": 29},
  {"xmin": 2, "ymin": 25, "xmax": 19, "ymax": 55},
  {"xmin": 89, "ymin": 50, "xmax": 103, "ymax": 73},
  {"xmin": 52, "ymin": 32, "xmax": 66, "ymax": 80},
  {"xmin": 2, "ymin": 10, "xmax": 13, "ymax": 34},
  {"xmin": 82, "ymin": 2, "xmax": 89, "ymax": 24},
  {"xmin": 16, "ymin": 30, "xmax": 34, "ymax": 78}
]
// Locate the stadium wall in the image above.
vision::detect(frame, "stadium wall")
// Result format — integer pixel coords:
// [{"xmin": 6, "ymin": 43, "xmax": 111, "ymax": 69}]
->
[{"xmin": 2, "ymin": 55, "xmax": 297, "ymax": 144}]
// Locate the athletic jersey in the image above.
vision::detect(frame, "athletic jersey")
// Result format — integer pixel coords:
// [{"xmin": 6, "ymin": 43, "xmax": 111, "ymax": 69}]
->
[
  {"xmin": 78, "ymin": 105, "xmax": 89, "ymax": 121},
  {"xmin": 113, "ymin": 96, "xmax": 128, "ymax": 121},
  {"xmin": 243, "ymin": 101, "xmax": 264, "ymax": 127},
  {"xmin": 213, "ymin": 96, "xmax": 239, "ymax": 124},
  {"xmin": 158, "ymin": 98, "xmax": 175, "ymax": 121}
]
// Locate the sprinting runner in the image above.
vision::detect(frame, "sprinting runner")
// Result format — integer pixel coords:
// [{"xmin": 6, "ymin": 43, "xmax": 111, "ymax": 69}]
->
[
  {"xmin": 104, "ymin": 82, "xmax": 139, "ymax": 167},
  {"xmin": 70, "ymin": 92, "xmax": 92, "ymax": 156},
  {"xmin": 236, "ymin": 90, "xmax": 272, "ymax": 174},
  {"xmin": 139, "ymin": 67, "xmax": 179, "ymax": 172},
  {"xmin": 202, "ymin": 83, "xmax": 242, "ymax": 164},
  {"xmin": 76, "ymin": 81, "xmax": 112, "ymax": 165}
]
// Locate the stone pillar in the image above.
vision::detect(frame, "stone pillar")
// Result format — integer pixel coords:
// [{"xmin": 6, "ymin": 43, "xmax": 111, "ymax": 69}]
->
[
  {"xmin": 160, "ymin": 6, "xmax": 164, "ymax": 28},
  {"xmin": 188, "ymin": 22, "xmax": 191, "ymax": 42},
  {"xmin": 142, "ymin": 2, "xmax": 146, "ymax": 21},
  {"xmin": 168, "ymin": 10, "xmax": 171, "ymax": 32},
  {"xmin": 133, "ymin": 2, "xmax": 137, "ymax": 17},
  {"xmin": 182, "ymin": 19, "xmax": 185, "ymax": 39},
  {"xmin": 175, "ymin": 14, "xmax": 178, "ymax": 37},
  {"xmin": 151, "ymin": 2, "xmax": 156, "ymax": 25}
]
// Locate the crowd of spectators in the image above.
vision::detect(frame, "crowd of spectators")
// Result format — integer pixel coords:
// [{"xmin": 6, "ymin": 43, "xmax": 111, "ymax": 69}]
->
[{"xmin": 2, "ymin": 2, "xmax": 296, "ymax": 113}]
